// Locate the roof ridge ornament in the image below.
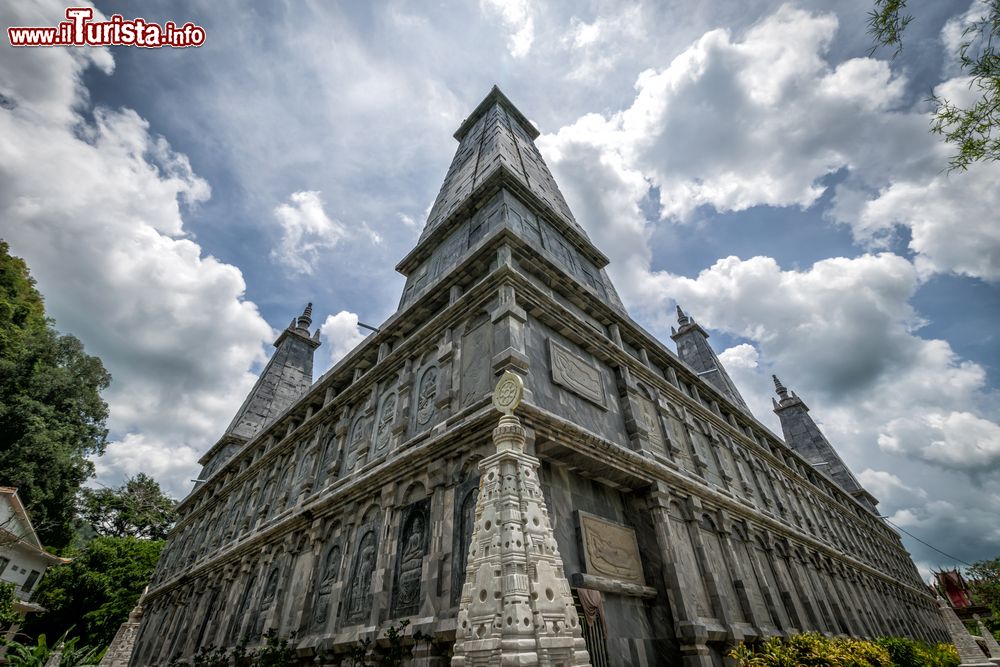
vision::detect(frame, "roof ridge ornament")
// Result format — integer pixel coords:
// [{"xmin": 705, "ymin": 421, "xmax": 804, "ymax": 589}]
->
[
  {"xmin": 296, "ymin": 302, "xmax": 313, "ymax": 331},
  {"xmin": 772, "ymin": 374, "xmax": 790, "ymax": 400},
  {"xmin": 676, "ymin": 304, "xmax": 690, "ymax": 326}
]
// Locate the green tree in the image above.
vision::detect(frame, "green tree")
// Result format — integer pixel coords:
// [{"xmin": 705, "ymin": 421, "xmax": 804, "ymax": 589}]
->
[
  {"xmin": 79, "ymin": 473, "xmax": 177, "ymax": 540},
  {"xmin": 22, "ymin": 536, "xmax": 162, "ymax": 649},
  {"xmin": 967, "ymin": 556, "xmax": 1000, "ymax": 637},
  {"xmin": 0, "ymin": 581, "xmax": 19, "ymax": 626},
  {"xmin": 967, "ymin": 556, "xmax": 1000, "ymax": 611},
  {"xmin": 868, "ymin": 0, "xmax": 1000, "ymax": 170},
  {"xmin": 0, "ymin": 240, "xmax": 111, "ymax": 549}
]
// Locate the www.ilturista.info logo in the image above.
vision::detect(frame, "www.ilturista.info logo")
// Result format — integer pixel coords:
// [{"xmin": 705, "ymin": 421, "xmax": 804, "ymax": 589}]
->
[{"xmin": 8, "ymin": 7, "xmax": 205, "ymax": 48}]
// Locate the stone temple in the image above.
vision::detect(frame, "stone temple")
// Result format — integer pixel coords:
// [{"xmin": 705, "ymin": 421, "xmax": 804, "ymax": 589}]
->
[{"xmin": 132, "ymin": 87, "xmax": 948, "ymax": 666}]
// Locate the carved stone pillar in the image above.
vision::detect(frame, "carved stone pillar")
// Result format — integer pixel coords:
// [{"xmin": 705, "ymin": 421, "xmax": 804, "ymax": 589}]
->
[
  {"xmin": 647, "ymin": 486, "xmax": 713, "ymax": 667},
  {"xmin": 452, "ymin": 372, "xmax": 590, "ymax": 666},
  {"xmin": 490, "ymin": 281, "xmax": 530, "ymax": 384},
  {"xmin": 715, "ymin": 512, "xmax": 761, "ymax": 637}
]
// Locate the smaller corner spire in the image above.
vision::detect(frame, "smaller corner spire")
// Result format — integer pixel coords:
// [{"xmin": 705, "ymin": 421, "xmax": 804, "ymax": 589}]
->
[
  {"xmin": 772, "ymin": 374, "xmax": 789, "ymax": 400},
  {"xmin": 676, "ymin": 304, "xmax": 690, "ymax": 326},
  {"xmin": 296, "ymin": 302, "xmax": 313, "ymax": 331}
]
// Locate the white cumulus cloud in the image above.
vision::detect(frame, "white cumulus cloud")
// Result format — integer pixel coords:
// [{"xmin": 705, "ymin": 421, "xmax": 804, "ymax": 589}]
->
[
  {"xmin": 272, "ymin": 190, "xmax": 349, "ymax": 275},
  {"xmin": 319, "ymin": 311, "xmax": 368, "ymax": 369},
  {"xmin": 0, "ymin": 0, "xmax": 274, "ymax": 499},
  {"xmin": 540, "ymin": 4, "xmax": 1000, "ymax": 283},
  {"xmin": 481, "ymin": 0, "xmax": 535, "ymax": 58}
]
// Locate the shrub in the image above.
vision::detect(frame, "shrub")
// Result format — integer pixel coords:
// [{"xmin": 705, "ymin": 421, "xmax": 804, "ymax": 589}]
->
[
  {"xmin": 730, "ymin": 633, "xmax": 954, "ymax": 667},
  {"xmin": 876, "ymin": 636, "xmax": 959, "ymax": 667}
]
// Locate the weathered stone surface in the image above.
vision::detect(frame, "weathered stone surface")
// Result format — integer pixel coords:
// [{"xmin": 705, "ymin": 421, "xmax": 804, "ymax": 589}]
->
[{"xmin": 132, "ymin": 87, "xmax": 946, "ymax": 667}]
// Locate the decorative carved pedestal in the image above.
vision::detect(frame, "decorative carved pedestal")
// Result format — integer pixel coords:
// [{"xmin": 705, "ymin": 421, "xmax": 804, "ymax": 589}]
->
[{"xmin": 452, "ymin": 372, "xmax": 591, "ymax": 666}]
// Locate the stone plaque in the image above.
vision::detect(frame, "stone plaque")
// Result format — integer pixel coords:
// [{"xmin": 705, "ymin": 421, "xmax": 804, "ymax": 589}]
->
[
  {"xmin": 577, "ymin": 511, "xmax": 645, "ymax": 586},
  {"xmin": 549, "ymin": 339, "xmax": 606, "ymax": 408}
]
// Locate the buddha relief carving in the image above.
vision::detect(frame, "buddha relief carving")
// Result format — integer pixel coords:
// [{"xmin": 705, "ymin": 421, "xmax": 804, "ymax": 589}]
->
[
  {"xmin": 344, "ymin": 415, "xmax": 368, "ymax": 473},
  {"xmin": 416, "ymin": 366, "xmax": 438, "ymax": 427},
  {"xmin": 312, "ymin": 542, "xmax": 341, "ymax": 628},
  {"xmin": 343, "ymin": 529, "xmax": 377, "ymax": 625},
  {"xmin": 253, "ymin": 567, "xmax": 280, "ymax": 637},
  {"xmin": 392, "ymin": 503, "xmax": 428, "ymax": 617},
  {"xmin": 373, "ymin": 391, "xmax": 397, "ymax": 455}
]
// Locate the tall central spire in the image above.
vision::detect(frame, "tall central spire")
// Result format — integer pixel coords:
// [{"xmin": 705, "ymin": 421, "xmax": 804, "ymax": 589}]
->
[{"xmin": 395, "ymin": 86, "xmax": 625, "ymax": 313}]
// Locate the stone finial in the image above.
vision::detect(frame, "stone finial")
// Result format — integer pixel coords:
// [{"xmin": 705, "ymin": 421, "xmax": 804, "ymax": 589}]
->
[
  {"xmin": 773, "ymin": 374, "xmax": 789, "ymax": 400},
  {"xmin": 297, "ymin": 302, "xmax": 313, "ymax": 331},
  {"xmin": 676, "ymin": 304, "xmax": 690, "ymax": 326}
]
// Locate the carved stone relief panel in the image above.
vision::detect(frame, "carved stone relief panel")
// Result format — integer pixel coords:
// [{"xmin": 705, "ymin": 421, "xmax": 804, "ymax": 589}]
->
[
  {"xmin": 228, "ymin": 570, "xmax": 257, "ymax": 643},
  {"xmin": 343, "ymin": 413, "xmax": 369, "ymax": 475},
  {"xmin": 311, "ymin": 534, "xmax": 342, "ymax": 630},
  {"xmin": 314, "ymin": 425, "xmax": 338, "ymax": 488},
  {"xmin": 576, "ymin": 511, "xmax": 644, "ymax": 586},
  {"xmin": 269, "ymin": 460, "xmax": 294, "ymax": 517},
  {"xmin": 341, "ymin": 509, "xmax": 380, "ymax": 626},
  {"xmin": 698, "ymin": 514, "xmax": 745, "ymax": 623},
  {"xmin": 193, "ymin": 587, "xmax": 221, "ymax": 650},
  {"xmin": 753, "ymin": 535, "xmax": 793, "ymax": 628},
  {"xmin": 663, "ymin": 404, "xmax": 693, "ymax": 467},
  {"xmin": 253, "ymin": 566, "xmax": 281, "ymax": 637},
  {"xmin": 667, "ymin": 500, "xmax": 711, "ymax": 618},
  {"xmin": 460, "ymin": 315, "xmax": 492, "ymax": 407},
  {"xmin": 371, "ymin": 389, "xmax": 397, "ymax": 458},
  {"xmin": 451, "ymin": 477, "xmax": 480, "ymax": 606},
  {"xmin": 549, "ymin": 338, "xmax": 606, "ymax": 408},
  {"xmin": 636, "ymin": 385, "xmax": 665, "ymax": 454},
  {"xmin": 415, "ymin": 365, "xmax": 439, "ymax": 429},
  {"xmin": 392, "ymin": 498, "xmax": 430, "ymax": 617},
  {"xmin": 689, "ymin": 420, "xmax": 723, "ymax": 487},
  {"xmin": 296, "ymin": 441, "xmax": 316, "ymax": 481},
  {"xmin": 732, "ymin": 523, "xmax": 773, "ymax": 627}
]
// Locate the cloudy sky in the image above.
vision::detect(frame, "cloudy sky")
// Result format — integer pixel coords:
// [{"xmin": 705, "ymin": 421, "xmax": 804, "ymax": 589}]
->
[{"xmin": 1, "ymin": 0, "xmax": 997, "ymax": 576}]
